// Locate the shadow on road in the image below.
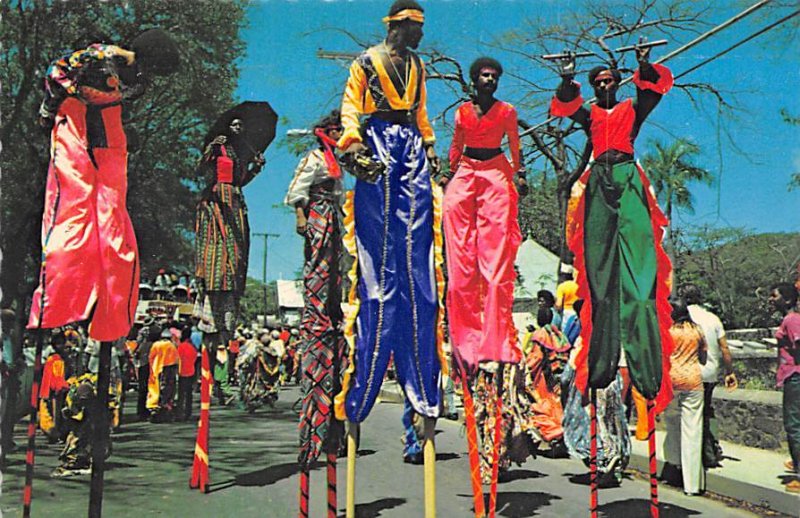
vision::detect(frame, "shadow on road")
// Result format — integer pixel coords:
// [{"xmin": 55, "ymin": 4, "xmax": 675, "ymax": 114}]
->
[
  {"xmin": 488, "ymin": 491, "xmax": 561, "ymax": 517},
  {"xmin": 599, "ymin": 499, "xmax": 701, "ymax": 517},
  {"xmin": 499, "ymin": 468, "xmax": 546, "ymax": 482},
  {"xmin": 234, "ymin": 461, "xmax": 300, "ymax": 487},
  {"xmin": 435, "ymin": 452, "xmax": 460, "ymax": 462},
  {"xmin": 345, "ymin": 497, "xmax": 406, "ymax": 517}
]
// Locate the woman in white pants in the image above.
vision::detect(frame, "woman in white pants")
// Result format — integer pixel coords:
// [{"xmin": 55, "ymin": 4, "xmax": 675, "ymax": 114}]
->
[{"xmin": 663, "ymin": 298, "xmax": 708, "ymax": 495}]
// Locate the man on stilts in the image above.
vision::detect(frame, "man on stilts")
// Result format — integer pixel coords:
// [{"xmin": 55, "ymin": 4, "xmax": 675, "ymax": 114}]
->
[
  {"xmin": 442, "ymin": 57, "xmax": 527, "ymax": 517},
  {"xmin": 333, "ymin": 2, "xmax": 445, "ymax": 516},
  {"xmin": 550, "ymin": 44, "xmax": 674, "ymax": 517},
  {"xmin": 286, "ymin": 110, "xmax": 346, "ymax": 518},
  {"xmin": 25, "ymin": 30, "xmax": 179, "ymax": 517}
]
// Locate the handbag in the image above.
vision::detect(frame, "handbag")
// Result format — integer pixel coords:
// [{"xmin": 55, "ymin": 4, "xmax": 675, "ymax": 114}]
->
[{"xmin": 216, "ymin": 146, "xmax": 234, "ymax": 184}]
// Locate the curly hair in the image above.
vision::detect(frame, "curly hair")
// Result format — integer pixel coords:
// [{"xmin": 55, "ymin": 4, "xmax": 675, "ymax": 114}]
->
[
  {"xmin": 314, "ymin": 109, "xmax": 341, "ymax": 130},
  {"xmin": 469, "ymin": 57, "xmax": 503, "ymax": 83},
  {"xmin": 388, "ymin": 0, "xmax": 424, "ymax": 16},
  {"xmin": 587, "ymin": 66, "xmax": 621, "ymax": 86}
]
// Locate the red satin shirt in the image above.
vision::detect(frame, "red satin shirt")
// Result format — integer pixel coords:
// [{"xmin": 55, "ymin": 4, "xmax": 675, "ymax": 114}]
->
[
  {"xmin": 589, "ymin": 99, "xmax": 636, "ymax": 157},
  {"xmin": 449, "ymin": 101, "xmax": 521, "ymax": 172}
]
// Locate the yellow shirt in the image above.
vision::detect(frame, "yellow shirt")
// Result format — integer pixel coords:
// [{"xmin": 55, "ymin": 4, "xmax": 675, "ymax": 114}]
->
[
  {"xmin": 338, "ymin": 45, "xmax": 435, "ymax": 150},
  {"xmin": 556, "ymin": 280, "xmax": 579, "ymax": 311}
]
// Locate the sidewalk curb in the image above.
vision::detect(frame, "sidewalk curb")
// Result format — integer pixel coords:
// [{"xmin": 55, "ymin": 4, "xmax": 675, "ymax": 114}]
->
[{"xmin": 628, "ymin": 449, "xmax": 799, "ymax": 516}]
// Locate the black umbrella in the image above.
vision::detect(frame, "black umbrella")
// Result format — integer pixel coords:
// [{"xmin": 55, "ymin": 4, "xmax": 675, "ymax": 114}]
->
[{"xmin": 204, "ymin": 101, "xmax": 278, "ymax": 164}]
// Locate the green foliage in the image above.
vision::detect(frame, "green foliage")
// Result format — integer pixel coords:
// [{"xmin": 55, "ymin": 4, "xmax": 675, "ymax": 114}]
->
[
  {"xmin": 780, "ymin": 109, "xmax": 800, "ymax": 190},
  {"xmin": 0, "ymin": 0, "xmax": 248, "ymax": 312},
  {"xmin": 517, "ymin": 175, "xmax": 561, "ymax": 254},
  {"xmin": 240, "ymin": 277, "xmax": 278, "ymax": 324},
  {"xmin": 641, "ymin": 139, "xmax": 714, "ymax": 220},
  {"xmin": 673, "ymin": 226, "xmax": 800, "ymax": 328}
]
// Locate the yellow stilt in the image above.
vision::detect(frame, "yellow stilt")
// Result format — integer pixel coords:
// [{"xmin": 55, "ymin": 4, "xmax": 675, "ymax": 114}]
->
[
  {"xmin": 346, "ymin": 422, "xmax": 359, "ymax": 518},
  {"xmin": 423, "ymin": 417, "xmax": 436, "ymax": 518}
]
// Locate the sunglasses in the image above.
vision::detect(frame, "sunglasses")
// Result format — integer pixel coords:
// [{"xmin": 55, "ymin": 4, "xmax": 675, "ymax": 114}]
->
[{"xmin": 594, "ymin": 77, "xmax": 616, "ymax": 87}]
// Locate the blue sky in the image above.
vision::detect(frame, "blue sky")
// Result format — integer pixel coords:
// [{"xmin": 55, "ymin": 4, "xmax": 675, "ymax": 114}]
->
[{"xmin": 235, "ymin": 0, "xmax": 800, "ymax": 282}]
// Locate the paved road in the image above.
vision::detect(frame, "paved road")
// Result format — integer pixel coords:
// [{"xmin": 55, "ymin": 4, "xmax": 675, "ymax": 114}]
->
[{"xmin": 1, "ymin": 384, "xmax": 760, "ymax": 517}]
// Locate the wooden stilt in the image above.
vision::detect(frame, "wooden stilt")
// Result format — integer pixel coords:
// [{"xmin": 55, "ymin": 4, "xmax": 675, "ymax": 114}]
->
[
  {"xmin": 488, "ymin": 366, "xmax": 504, "ymax": 518},
  {"xmin": 88, "ymin": 341, "xmax": 113, "ymax": 518},
  {"xmin": 21, "ymin": 332, "xmax": 44, "ymax": 518},
  {"xmin": 299, "ymin": 468, "xmax": 310, "ymax": 518},
  {"xmin": 423, "ymin": 416, "xmax": 436, "ymax": 518},
  {"xmin": 326, "ymin": 452, "xmax": 337, "ymax": 518},
  {"xmin": 460, "ymin": 369, "xmax": 486, "ymax": 517},
  {"xmin": 190, "ymin": 345, "xmax": 212, "ymax": 492},
  {"xmin": 647, "ymin": 399, "xmax": 659, "ymax": 518},
  {"xmin": 345, "ymin": 422, "xmax": 358, "ymax": 518},
  {"xmin": 589, "ymin": 389, "xmax": 598, "ymax": 518}
]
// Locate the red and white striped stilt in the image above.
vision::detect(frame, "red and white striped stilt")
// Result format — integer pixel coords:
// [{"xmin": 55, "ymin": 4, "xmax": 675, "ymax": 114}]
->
[
  {"xmin": 459, "ymin": 368, "xmax": 486, "ymax": 518},
  {"xmin": 299, "ymin": 468, "xmax": 310, "ymax": 518},
  {"xmin": 647, "ymin": 399, "xmax": 659, "ymax": 518},
  {"xmin": 190, "ymin": 345, "xmax": 212, "ymax": 493},
  {"xmin": 21, "ymin": 333, "xmax": 44, "ymax": 518},
  {"xmin": 327, "ymin": 452, "xmax": 337, "ymax": 518},
  {"xmin": 589, "ymin": 389, "xmax": 598, "ymax": 518}
]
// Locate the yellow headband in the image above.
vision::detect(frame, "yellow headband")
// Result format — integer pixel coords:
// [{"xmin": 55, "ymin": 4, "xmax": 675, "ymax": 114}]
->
[{"xmin": 382, "ymin": 8, "xmax": 424, "ymax": 24}]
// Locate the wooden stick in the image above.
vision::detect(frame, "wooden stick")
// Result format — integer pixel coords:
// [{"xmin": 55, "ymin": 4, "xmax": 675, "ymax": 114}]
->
[
  {"xmin": 190, "ymin": 345, "xmax": 212, "ymax": 492},
  {"xmin": 423, "ymin": 416, "xmax": 436, "ymax": 518},
  {"xmin": 299, "ymin": 468, "xmax": 310, "ymax": 518},
  {"xmin": 589, "ymin": 389, "xmax": 598, "ymax": 518},
  {"xmin": 327, "ymin": 452, "xmax": 337, "ymax": 518},
  {"xmin": 647, "ymin": 399, "xmax": 659, "ymax": 518},
  {"xmin": 88, "ymin": 341, "xmax": 113, "ymax": 518},
  {"xmin": 345, "ymin": 422, "xmax": 358, "ymax": 518},
  {"xmin": 459, "ymin": 369, "xmax": 486, "ymax": 517},
  {"xmin": 488, "ymin": 366, "xmax": 504, "ymax": 518},
  {"xmin": 21, "ymin": 332, "xmax": 44, "ymax": 518}
]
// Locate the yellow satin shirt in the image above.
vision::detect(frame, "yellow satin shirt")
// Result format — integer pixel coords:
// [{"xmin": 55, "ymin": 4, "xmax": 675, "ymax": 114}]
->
[{"xmin": 337, "ymin": 45, "xmax": 436, "ymax": 150}]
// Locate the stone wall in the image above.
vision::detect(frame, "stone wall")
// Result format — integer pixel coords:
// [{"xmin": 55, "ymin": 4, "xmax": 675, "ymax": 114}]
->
[{"xmin": 711, "ymin": 388, "xmax": 787, "ymax": 453}]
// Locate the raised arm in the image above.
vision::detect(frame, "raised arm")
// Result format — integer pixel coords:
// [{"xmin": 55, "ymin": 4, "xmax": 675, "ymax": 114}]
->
[
  {"xmin": 549, "ymin": 56, "xmax": 590, "ymax": 129},
  {"xmin": 632, "ymin": 55, "xmax": 673, "ymax": 132},
  {"xmin": 39, "ymin": 44, "xmax": 130, "ymax": 123}
]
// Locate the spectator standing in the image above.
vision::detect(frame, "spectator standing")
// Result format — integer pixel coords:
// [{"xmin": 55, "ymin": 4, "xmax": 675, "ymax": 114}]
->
[
  {"xmin": 769, "ymin": 283, "xmax": 800, "ymax": 494},
  {"xmin": 662, "ymin": 298, "xmax": 707, "ymax": 496},
  {"xmin": 177, "ymin": 327, "xmax": 198, "ymax": 421},
  {"xmin": 681, "ymin": 283, "xmax": 737, "ymax": 468}
]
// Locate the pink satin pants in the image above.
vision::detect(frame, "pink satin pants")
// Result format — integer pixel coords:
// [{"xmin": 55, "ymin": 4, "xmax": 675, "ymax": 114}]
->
[
  {"xmin": 28, "ymin": 97, "xmax": 139, "ymax": 341},
  {"xmin": 443, "ymin": 154, "xmax": 522, "ymax": 367}
]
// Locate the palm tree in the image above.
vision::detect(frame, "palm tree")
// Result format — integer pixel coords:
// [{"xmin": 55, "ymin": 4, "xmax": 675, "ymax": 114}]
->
[{"xmin": 641, "ymin": 139, "xmax": 714, "ymax": 248}]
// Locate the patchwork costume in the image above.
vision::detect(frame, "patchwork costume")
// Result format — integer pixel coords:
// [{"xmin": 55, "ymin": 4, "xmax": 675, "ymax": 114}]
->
[
  {"xmin": 286, "ymin": 147, "xmax": 346, "ymax": 467},
  {"xmin": 335, "ymin": 43, "xmax": 445, "ymax": 423}
]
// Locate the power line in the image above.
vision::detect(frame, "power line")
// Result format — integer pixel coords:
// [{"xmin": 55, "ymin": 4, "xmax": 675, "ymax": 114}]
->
[
  {"xmin": 675, "ymin": 9, "xmax": 800, "ymax": 80},
  {"xmin": 519, "ymin": 0, "xmax": 774, "ymax": 138}
]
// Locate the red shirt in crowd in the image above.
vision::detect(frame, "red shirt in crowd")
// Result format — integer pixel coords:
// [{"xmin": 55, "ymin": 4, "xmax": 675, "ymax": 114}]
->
[{"xmin": 177, "ymin": 340, "xmax": 198, "ymax": 377}]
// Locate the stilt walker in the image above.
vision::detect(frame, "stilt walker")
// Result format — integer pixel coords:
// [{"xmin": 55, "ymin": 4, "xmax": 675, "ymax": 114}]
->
[
  {"xmin": 333, "ymin": 2, "xmax": 446, "ymax": 516},
  {"xmin": 550, "ymin": 42, "xmax": 675, "ymax": 516},
  {"xmin": 191, "ymin": 99, "xmax": 275, "ymax": 491},
  {"xmin": 285, "ymin": 110, "xmax": 346, "ymax": 517},
  {"xmin": 442, "ymin": 56, "xmax": 527, "ymax": 517},
  {"xmin": 24, "ymin": 30, "xmax": 179, "ymax": 517}
]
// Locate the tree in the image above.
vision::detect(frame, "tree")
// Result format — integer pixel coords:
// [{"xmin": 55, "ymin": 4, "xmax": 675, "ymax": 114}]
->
[
  {"xmin": 673, "ymin": 225, "xmax": 800, "ymax": 328},
  {"xmin": 0, "ymin": 0, "xmax": 248, "ymax": 328},
  {"xmin": 641, "ymin": 138, "xmax": 713, "ymax": 247}
]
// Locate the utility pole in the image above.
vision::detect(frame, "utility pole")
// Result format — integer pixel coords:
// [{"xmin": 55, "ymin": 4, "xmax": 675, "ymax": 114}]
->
[{"xmin": 253, "ymin": 232, "xmax": 279, "ymax": 321}]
